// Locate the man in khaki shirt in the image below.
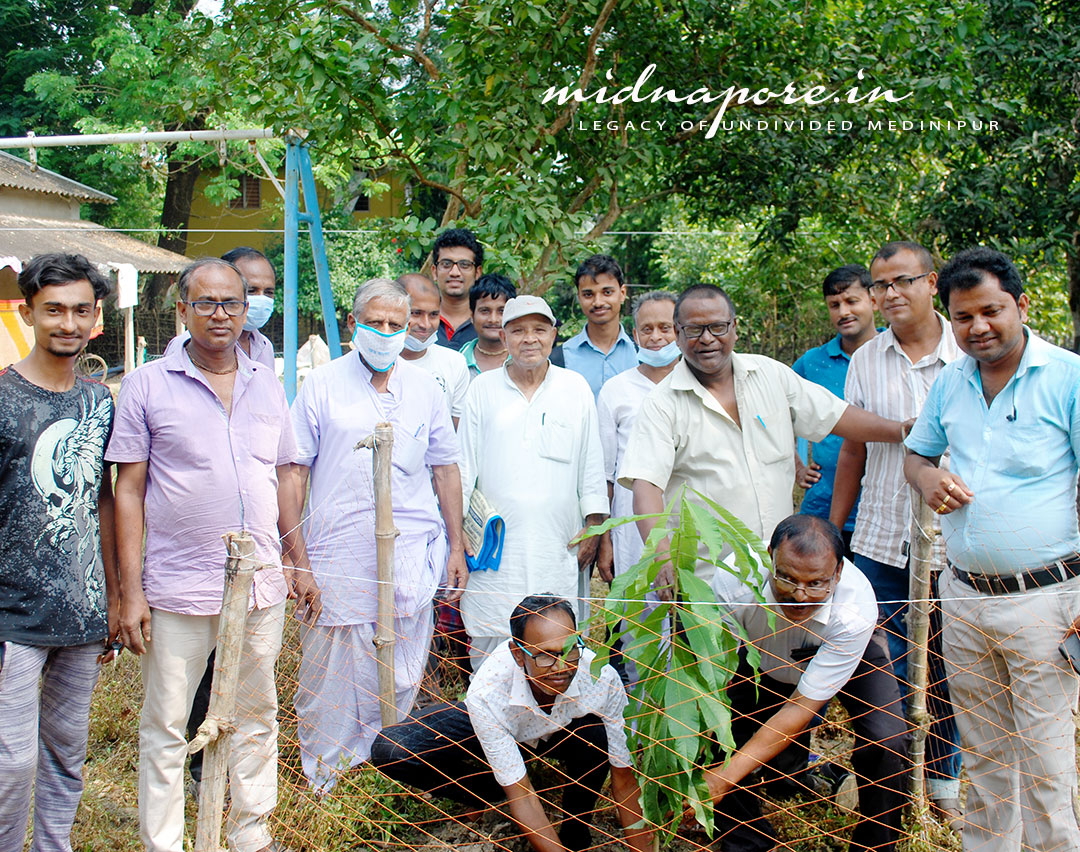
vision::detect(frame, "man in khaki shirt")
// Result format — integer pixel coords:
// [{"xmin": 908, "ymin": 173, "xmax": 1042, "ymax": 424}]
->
[{"xmin": 619, "ymin": 284, "xmax": 909, "ymax": 585}]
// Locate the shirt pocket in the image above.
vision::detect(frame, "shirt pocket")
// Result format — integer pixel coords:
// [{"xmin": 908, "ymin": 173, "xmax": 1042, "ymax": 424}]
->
[
  {"xmin": 998, "ymin": 424, "xmax": 1051, "ymax": 478},
  {"xmin": 392, "ymin": 428, "xmax": 428, "ymax": 475},
  {"xmin": 750, "ymin": 405, "xmax": 793, "ymax": 465},
  {"xmin": 249, "ymin": 414, "xmax": 281, "ymax": 465},
  {"xmin": 538, "ymin": 417, "xmax": 573, "ymax": 464}
]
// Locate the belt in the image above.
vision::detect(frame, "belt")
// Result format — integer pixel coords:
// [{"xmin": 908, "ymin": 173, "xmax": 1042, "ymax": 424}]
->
[{"xmin": 951, "ymin": 554, "xmax": 1080, "ymax": 595}]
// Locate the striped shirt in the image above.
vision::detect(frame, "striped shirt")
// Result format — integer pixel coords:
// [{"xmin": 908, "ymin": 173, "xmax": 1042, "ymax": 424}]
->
[{"xmin": 845, "ymin": 313, "xmax": 961, "ymax": 568}]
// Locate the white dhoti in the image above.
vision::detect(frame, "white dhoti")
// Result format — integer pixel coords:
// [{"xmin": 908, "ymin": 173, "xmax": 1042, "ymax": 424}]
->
[{"xmin": 296, "ymin": 605, "xmax": 434, "ymax": 791}]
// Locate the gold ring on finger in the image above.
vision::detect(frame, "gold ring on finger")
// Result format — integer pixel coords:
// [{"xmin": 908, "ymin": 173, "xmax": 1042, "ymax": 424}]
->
[
  {"xmin": 937, "ymin": 501, "xmax": 949, "ymax": 514},
  {"xmin": 946, "ymin": 481, "xmax": 955, "ymax": 493}
]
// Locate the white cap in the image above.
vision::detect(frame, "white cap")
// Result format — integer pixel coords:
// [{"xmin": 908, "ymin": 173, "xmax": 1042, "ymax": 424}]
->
[{"xmin": 501, "ymin": 295, "xmax": 556, "ymax": 327}]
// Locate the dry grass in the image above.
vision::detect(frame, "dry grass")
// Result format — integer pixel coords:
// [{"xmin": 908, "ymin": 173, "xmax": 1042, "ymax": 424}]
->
[{"xmin": 66, "ymin": 602, "xmax": 961, "ymax": 852}]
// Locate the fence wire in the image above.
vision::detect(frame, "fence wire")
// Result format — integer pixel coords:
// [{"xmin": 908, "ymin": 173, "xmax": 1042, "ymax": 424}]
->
[{"xmin": 78, "ymin": 504, "xmax": 1080, "ymax": 851}]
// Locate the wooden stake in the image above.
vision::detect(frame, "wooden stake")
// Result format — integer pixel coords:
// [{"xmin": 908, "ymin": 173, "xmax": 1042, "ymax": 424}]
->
[
  {"xmin": 356, "ymin": 423, "xmax": 400, "ymax": 727},
  {"xmin": 190, "ymin": 531, "xmax": 261, "ymax": 852},
  {"xmin": 906, "ymin": 488, "xmax": 935, "ymax": 805}
]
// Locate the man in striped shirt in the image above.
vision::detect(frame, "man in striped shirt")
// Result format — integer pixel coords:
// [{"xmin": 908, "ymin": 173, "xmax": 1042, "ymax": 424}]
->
[{"xmin": 830, "ymin": 240, "xmax": 964, "ymax": 829}]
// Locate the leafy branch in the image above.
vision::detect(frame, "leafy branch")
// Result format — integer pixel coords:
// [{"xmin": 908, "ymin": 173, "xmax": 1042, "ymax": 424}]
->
[{"xmin": 580, "ymin": 488, "xmax": 769, "ymax": 843}]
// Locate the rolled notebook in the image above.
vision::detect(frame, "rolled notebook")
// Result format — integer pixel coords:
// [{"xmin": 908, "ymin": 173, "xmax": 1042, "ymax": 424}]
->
[{"xmin": 463, "ymin": 488, "xmax": 506, "ymax": 573}]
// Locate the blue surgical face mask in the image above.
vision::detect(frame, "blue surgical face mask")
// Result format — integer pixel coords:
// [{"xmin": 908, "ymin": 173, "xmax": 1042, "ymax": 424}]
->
[
  {"xmin": 403, "ymin": 331, "xmax": 439, "ymax": 353},
  {"xmin": 636, "ymin": 339, "xmax": 680, "ymax": 368},
  {"xmin": 352, "ymin": 323, "xmax": 407, "ymax": 372},
  {"xmin": 243, "ymin": 294, "xmax": 274, "ymax": 331}
]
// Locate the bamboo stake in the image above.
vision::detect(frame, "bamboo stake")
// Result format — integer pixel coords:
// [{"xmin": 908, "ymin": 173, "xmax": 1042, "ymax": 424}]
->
[
  {"xmin": 356, "ymin": 423, "xmax": 400, "ymax": 727},
  {"xmin": 907, "ymin": 488, "xmax": 936, "ymax": 808},
  {"xmin": 190, "ymin": 531, "xmax": 261, "ymax": 852}
]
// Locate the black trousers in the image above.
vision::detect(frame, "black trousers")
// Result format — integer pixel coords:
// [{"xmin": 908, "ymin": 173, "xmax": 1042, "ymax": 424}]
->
[
  {"xmin": 186, "ymin": 651, "xmax": 216, "ymax": 783},
  {"xmin": 714, "ymin": 629, "xmax": 910, "ymax": 852},
  {"xmin": 371, "ymin": 702, "xmax": 611, "ymax": 850}
]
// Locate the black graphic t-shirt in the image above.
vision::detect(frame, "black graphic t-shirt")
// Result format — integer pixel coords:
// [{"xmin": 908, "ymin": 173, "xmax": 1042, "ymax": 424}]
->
[{"xmin": 0, "ymin": 367, "xmax": 114, "ymax": 646}]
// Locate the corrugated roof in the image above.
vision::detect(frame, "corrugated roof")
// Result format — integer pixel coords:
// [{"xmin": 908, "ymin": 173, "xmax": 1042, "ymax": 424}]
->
[
  {"xmin": 0, "ymin": 151, "xmax": 115, "ymax": 203},
  {"xmin": 0, "ymin": 214, "xmax": 187, "ymax": 274}
]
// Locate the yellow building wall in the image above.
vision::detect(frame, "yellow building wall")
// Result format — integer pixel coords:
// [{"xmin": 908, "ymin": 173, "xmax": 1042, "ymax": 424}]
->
[{"xmin": 184, "ymin": 171, "xmax": 406, "ymax": 260}]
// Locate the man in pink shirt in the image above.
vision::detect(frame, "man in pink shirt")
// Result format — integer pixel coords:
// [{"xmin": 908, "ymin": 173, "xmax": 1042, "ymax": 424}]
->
[{"xmin": 109, "ymin": 257, "xmax": 317, "ymax": 852}]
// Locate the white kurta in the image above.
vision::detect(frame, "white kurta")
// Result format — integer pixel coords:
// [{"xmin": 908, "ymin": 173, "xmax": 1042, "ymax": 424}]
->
[
  {"xmin": 596, "ymin": 366, "xmax": 657, "ymax": 576},
  {"xmin": 290, "ymin": 353, "xmax": 460, "ymax": 625},
  {"xmin": 458, "ymin": 365, "xmax": 608, "ymax": 641}
]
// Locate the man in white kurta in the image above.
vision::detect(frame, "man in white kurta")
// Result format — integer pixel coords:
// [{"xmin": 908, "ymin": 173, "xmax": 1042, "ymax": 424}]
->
[
  {"xmin": 290, "ymin": 279, "xmax": 466, "ymax": 790},
  {"xmin": 596, "ymin": 291, "xmax": 680, "ymax": 580},
  {"xmin": 398, "ymin": 273, "xmax": 472, "ymax": 424},
  {"xmin": 458, "ymin": 296, "xmax": 608, "ymax": 669}
]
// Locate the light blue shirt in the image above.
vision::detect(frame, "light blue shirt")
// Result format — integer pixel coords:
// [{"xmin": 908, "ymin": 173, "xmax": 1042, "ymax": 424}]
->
[
  {"xmin": 905, "ymin": 330, "xmax": 1080, "ymax": 574},
  {"xmin": 561, "ymin": 325, "xmax": 638, "ymax": 398}
]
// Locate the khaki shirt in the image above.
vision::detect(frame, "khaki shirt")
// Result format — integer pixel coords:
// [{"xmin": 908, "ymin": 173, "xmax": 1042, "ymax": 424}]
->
[{"xmin": 618, "ymin": 354, "xmax": 847, "ymax": 544}]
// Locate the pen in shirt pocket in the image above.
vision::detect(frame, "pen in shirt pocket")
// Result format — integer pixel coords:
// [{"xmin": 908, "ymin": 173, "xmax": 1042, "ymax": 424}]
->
[
  {"xmin": 755, "ymin": 414, "xmax": 767, "ymax": 430},
  {"xmin": 413, "ymin": 423, "xmax": 424, "ymax": 438}
]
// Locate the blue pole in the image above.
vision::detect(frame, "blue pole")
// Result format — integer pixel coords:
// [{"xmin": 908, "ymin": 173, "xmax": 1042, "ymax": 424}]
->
[
  {"xmin": 298, "ymin": 144, "xmax": 342, "ymax": 358},
  {"xmin": 283, "ymin": 139, "xmax": 300, "ymax": 402}
]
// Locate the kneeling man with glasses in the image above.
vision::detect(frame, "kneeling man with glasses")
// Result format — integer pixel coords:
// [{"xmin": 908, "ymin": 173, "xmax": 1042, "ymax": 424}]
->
[
  {"xmin": 699, "ymin": 515, "xmax": 909, "ymax": 852},
  {"xmin": 372, "ymin": 595, "xmax": 652, "ymax": 852}
]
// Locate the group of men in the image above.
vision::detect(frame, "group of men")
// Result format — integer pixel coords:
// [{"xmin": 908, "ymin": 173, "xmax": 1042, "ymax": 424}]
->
[{"xmin": 1, "ymin": 230, "xmax": 1078, "ymax": 852}]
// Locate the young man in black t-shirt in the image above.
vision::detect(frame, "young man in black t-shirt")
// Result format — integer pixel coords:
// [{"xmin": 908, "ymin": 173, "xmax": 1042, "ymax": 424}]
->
[{"xmin": 0, "ymin": 253, "xmax": 117, "ymax": 849}]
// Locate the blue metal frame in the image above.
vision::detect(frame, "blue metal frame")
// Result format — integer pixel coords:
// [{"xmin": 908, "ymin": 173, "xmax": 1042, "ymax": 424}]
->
[{"xmin": 283, "ymin": 136, "xmax": 342, "ymax": 402}]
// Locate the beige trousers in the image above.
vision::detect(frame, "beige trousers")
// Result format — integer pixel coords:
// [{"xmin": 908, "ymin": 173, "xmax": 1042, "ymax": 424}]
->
[
  {"xmin": 941, "ymin": 568, "xmax": 1080, "ymax": 852},
  {"xmin": 138, "ymin": 603, "xmax": 285, "ymax": 852}
]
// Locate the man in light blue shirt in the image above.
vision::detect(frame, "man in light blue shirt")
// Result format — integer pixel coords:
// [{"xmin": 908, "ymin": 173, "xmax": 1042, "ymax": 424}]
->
[
  {"xmin": 561, "ymin": 255, "xmax": 637, "ymax": 397},
  {"xmin": 792, "ymin": 264, "xmax": 878, "ymax": 553},
  {"xmin": 904, "ymin": 247, "xmax": 1080, "ymax": 851}
]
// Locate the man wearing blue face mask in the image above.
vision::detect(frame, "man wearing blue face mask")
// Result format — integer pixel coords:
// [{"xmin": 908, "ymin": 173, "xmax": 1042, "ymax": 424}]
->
[
  {"xmin": 595, "ymin": 291, "xmax": 679, "ymax": 587},
  {"xmin": 162, "ymin": 247, "xmax": 276, "ymax": 370},
  {"xmin": 223, "ymin": 247, "xmax": 277, "ymax": 368},
  {"xmin": 290, "ymin": 278, "xmax": 467, "ymax": 790},
  {"xmin": 398, "ymin": 273, "xmax": 471, "ymax": 429}
]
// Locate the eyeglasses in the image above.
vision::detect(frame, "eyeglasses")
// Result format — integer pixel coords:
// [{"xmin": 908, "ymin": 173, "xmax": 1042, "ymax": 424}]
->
[
  {"xmin": 869, "ymin": 272, "xmax": 931, "ymax": 294},
  {"xmin": 771, "ymin": 571, "xmax": 838, "ymax": 600},
  {"xmin": 185, "ymin": 299, "xmax": 248, "ymax": 317},
  {"xmin": 436, "ymin": 259, "xmax": 476, "ymax": 272},
  {"xmin": 514, "ymin": 636, "xmax": 585, "ymax": 669},
  {"xmin": 678, "ymin": 320, "xmax": 733, "ymax": 339}
]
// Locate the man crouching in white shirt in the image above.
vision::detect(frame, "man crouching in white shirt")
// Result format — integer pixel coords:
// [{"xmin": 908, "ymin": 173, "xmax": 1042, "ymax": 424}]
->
[
  {"xmin": 371, "ymin": 595, "xmax": 652, "ymax": 852},
  {"xmin": 697, "ymin": 515, "xmax": 909, "ymax": 852}
]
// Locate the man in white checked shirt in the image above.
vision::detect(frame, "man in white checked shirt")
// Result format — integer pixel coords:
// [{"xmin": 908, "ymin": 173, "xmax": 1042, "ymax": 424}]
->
[
  {"xmin": 829, "ymin": 240, "xmax": 964, "ymax": 827},
  {"xmin": 372, "ymin": 595, "xmax": 652, "ymax": 852}
]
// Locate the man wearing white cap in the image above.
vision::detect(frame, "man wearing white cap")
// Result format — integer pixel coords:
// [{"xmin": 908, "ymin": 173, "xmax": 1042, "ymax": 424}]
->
[{"xmin": 458, "ymin": 295, "xmax": 609, "ymax": 670}]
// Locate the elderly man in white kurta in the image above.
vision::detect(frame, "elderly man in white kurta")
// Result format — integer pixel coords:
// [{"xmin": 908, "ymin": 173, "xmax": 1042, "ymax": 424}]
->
[
  {"xmin": 458, "ymin": 296, "xmax": 608, "ymax": 670},
  {"xmin": 291, "ymin": 278, "xmax": 467, "ymax": 790}
]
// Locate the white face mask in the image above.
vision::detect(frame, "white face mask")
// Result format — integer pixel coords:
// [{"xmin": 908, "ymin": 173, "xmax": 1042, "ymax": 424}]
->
[
  {"xmin": 352, "ymin": 323, "xmax": 407, "ymax": 372},
  {"xmin": 636, "ymin": 339, "xmax": 680, "ymax": 367},
  {"xmin": 403, "ymin": 331, "xmax": 438, "ymax": 353},
  {"xmin": 242, "ymin": 294, "xmax": 274, "ymax": 331}
]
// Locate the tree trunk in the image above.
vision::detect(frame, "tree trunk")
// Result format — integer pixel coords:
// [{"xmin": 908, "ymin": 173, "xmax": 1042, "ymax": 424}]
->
[{"xmin": 144, "ymin": 148, "xmax": 201, "ymax": 307}]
